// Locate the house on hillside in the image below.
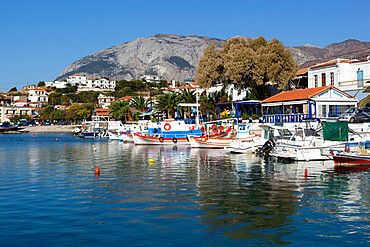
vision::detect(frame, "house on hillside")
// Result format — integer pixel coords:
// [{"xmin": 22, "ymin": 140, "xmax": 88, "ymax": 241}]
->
[
  {"xmin": 98, "ymin": 94, "xmax": 115, "ymax": 108},
  {"xmin": 261, "ymin": 86, "xmax": 358, "ymax": 123},
  {"xmin": 27, "ymin": 88, "xmax": 48, "ymax": 107},
  {"xmin": 144, "ymin": 75, "xmax": 160, "ymax": 83},
  {"xmin": 45, "ymin": 81, "xmax": 69, "ymax": 88},
  {"xmin": 67, "ymin": 75, "xmax": 88, "ymax": 86},
  {"xmin": 78, "ymin": 78, "xmax": 116, "ymax": 92}
]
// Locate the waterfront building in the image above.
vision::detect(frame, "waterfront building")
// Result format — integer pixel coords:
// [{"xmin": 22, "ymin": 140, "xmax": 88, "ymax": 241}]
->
[
  {"xmin": 261, "ymin": 86, "xmax": 358, "ymax": 123},
  {"xmin": 308, "ymin": 58, "xmax": 370, "ymax": 101},
  {"xmin": 0, "ymin": 105, "xmax": 38, "ymax": 122}
]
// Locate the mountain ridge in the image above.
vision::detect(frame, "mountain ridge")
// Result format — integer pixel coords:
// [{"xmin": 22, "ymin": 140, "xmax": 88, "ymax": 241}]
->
[{"xmin": 56, "ymin": 34, "xmax": 370, "ymax": 82}]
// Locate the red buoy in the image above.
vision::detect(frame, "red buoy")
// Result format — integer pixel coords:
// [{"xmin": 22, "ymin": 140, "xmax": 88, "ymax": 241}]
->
[
  {"xmin": 64, "ymin": 143, "xmax": 66, "ymax": 146},
  {"xmin": 95, "ymin": 167, "xmax": 100, "ymax": 174},
  {"xmin": 33, "ymin": 134, "xmax": 35, "ymax": 136}
]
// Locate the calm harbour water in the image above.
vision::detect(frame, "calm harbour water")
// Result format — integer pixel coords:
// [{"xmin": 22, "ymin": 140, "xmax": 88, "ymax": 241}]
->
[{"xmin": 0, "ymin": 133, "xmax": 368, "ymax": 246}]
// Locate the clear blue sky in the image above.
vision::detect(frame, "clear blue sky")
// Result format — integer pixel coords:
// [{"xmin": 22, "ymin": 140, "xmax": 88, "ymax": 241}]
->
[{"xmin": 0, "ymin": 0, "xmax": 369, "ymax": 92}]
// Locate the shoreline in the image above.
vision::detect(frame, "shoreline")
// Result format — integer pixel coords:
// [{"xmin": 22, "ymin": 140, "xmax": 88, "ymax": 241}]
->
[{"xmin": 10, "ymin": 125, "xmax": 78, "ymax": 133}]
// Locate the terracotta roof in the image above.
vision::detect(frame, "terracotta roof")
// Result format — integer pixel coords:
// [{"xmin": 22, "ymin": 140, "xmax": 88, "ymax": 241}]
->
[
  {"xmin": 165, "ymin": 84, "xmax": 197, "ymax": 91},
  {"xmin": 94, "ymin": 108, "xmax": 109, "ymax": 112},
  {"xmin": 296, "ymin": 68, "xmax": 308, "ymax": 76},
  {"xmin": 117, "ymin": 96, "xmax": 134, "ymax": 101},
  {"xmin": 350, "ymin": 59, "xmax": 370, "ymax": 64},
  {"xmin": 261, "ymin": 86, "xmax": 349, "ymax": 103},
  {"xmin": 69, "ymin": 74, "xmax": 84, "ymax": 77},
  {"xmin": 310, "ymin": 59, "xmax": 350, "ymax": 69}
]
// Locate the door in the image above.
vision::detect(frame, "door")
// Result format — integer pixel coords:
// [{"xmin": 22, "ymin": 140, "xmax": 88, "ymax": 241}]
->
[
  {"xmin": 357, "ymin": 70, "xmax": 364, "ymax": 87},
  {"xmin": 321, "ymin": 73, "xmax": 326, "ymax": 86}
]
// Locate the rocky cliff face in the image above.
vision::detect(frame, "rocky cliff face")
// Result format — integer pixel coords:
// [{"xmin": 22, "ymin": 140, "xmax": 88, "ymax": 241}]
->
[
  {"xmin": 57, "ymin": 34, "xmax": 370, "ymax": 81},
  {"xmin": 56, "ymin": 34, "xmax": 224, "ymax": 81}
]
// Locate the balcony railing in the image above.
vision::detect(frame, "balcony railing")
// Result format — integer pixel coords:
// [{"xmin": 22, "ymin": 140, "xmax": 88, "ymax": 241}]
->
[{"xmin": 262, "ymin": 114, "xmax": 308, "ymax": 123}]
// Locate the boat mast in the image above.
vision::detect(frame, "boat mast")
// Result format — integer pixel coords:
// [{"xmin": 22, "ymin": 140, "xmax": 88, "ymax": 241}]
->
[{"xmin": 196, "ymin": 92, "xmax": 199, "ymax": 128}]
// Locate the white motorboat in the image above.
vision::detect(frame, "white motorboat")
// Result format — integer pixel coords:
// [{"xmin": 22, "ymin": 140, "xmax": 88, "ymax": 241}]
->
[{"xmin": 269, "ymin": 120, "xmax": 364, "ymax": 161}]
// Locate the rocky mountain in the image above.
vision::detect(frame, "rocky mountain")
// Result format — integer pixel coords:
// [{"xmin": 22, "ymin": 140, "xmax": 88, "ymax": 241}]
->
[
  {"xmin": 56, "ymin": 34, "xmax": 370, "ymax": 81},
  {"xmin": 56, "ymin": 34, "xmax": 224, "ymax": 82},
  {"xmin": 289, "ymin": 39, "xmax": 370, "ymax": 69}
]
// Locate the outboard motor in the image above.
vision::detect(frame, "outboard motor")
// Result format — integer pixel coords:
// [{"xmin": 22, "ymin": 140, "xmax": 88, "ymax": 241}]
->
[{"xmin": 258, "ymin": 139, "xmax": 275, "ymax": 156}]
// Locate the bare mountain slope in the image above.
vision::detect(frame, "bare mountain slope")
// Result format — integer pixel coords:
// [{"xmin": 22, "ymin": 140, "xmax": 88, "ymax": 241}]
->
[
  {"xmin": 56, "ymin": 34, "xmax": 224, "ymax": 81},
  {"xmin": 57, "ymin": 34, "xmax": 370, "ymax": 81}
]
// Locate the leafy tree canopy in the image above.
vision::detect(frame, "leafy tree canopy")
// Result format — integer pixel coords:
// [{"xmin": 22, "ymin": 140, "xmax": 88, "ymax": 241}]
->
[{"xmin": 195, "ymin": 36, "xmax": 298, "ymax": 100}]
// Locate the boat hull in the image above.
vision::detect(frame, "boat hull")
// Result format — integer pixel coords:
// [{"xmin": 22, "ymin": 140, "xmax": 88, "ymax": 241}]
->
[
  {"xmin": 133, "ymin": 133, "xmax": 190, "ymax": 145},
  {"xmin": 332, "ymin": 153, "xmax": 370, "ymax": 170},
  {"xmin": 270, "ymin": 144, "xmax": 333, "ymax": 161},
  {"xmin": 191, "ymin": 135, "xmax": 260, "ymax": 149},
  {"xmin": 79, "ymin": 132, "xmax": 109, "ymax": 139}
]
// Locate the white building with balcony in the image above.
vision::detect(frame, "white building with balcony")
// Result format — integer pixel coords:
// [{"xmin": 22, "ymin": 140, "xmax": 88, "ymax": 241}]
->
[
  {"xmin": 308, "ymin": 58, "xmax": 370, "ymax": 101},
  {"xmin": 27, "ymin": 88, "xmax": 48, "ymax": 106},
  {"xmin": 67, "ymin": 75, "xmax": 88, "ymax": 86},
  {"xmin": 144, "ymin": 75, "xmax": 160, "ymax": 83},
  {"xmin": 77, "ymin": 78, "xmax": 116, "ymax": 92},
  {"xmin": 45, "ymin": 81, "xmax": 69, "ymax": 88}
]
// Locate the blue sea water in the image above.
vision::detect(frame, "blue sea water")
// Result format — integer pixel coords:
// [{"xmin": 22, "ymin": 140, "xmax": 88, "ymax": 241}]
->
[{"xmin": 0, "ymin": 133, "xmax": 368, "ymax": 246}]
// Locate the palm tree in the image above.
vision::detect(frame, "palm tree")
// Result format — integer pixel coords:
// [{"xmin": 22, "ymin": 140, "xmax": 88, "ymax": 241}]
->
[
  {"xmin": 177, "ymin": 88, "xmax": 196, "ymax": 119},
  {"xmin": 109, "ymin": 100, "xmax": 131, "ymax": 122},
  {"xmin": 130, "ymin": 95, "xmax": 152, "ymax": 112},
  {"xmin": 155, "ymin": 92, "xmax": 179, "ymax": 119}
]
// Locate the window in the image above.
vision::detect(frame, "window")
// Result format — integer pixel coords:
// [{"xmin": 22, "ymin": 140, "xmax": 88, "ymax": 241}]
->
[
  {"xmin": 314, "ymin": 75, "xmax": 318, "ymax": 87},
  {"xmin": 321, "ymin": 73, "xmax": 326, "ymax": 86},
  {"xmin": 330, "ymin": 72, "xmax": 334, "ymax": 86},
  {"xmin": 357, "ymin": 70, "xmax": 364, "ymax": 87},
  {"xmin": 321, "ymin": 105, "xmax": 327, "ymax": 117}
]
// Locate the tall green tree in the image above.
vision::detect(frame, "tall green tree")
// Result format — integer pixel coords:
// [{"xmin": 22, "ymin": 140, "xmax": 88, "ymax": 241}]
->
[
  {"xmin": 195, "ymin": 44, "xmax": 225, "ymax": 89},
  {"xmin": 195, "ymin": 36, "xmax": 298, "ymax": 100},
  {"xmin": 155, "ymin": 92, "xmax": 179, "ymax": 119},
  {"xmin": 130, "ymin": 95, "xmax": 152, "ymax": 112},
  {"xmin": 177, "ymin": 89, "xmax": 196, "ymax": 118},
  {"xmin": 109, "ymin": 100, "xmax": 131, "ymax": 122}
]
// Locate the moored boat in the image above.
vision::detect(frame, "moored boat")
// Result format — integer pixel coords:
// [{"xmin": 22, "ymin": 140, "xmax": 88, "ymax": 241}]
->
[
  {"xmin": 331, "ymin": 142, "xmax": 370, "ymax": 170},
  {"xmin": 133, "ymin": 120, "xmax": 203, "ymax": 145},
  {"xmin": 190, "ymin": 123, "xmax": 258, "ymax": 149}
]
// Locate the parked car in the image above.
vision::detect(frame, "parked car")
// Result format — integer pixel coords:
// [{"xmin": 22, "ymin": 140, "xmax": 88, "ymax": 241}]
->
[
  {"xmin": 42, "ymin": 121, "xmax": 51, "ymax": 126},
  {"xmin": 338, "ymin": 107, "xmax": 359, "ymax": 121},
  {"xmin": 348, "ymin": 107, "xmax": 370, "ymax": 123}
]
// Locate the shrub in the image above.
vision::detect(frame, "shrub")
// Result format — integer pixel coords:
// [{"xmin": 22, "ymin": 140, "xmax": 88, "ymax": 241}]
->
[{"xmin": 252, "ymin": 114, "xmax": 259, "ymax": 120}]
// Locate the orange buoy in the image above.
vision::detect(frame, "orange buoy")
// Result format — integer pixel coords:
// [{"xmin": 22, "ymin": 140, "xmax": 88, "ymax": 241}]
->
[
  {"xmin": 64, "ymin": 143, "xmax": 66, "ymax": 146},
  {"xmin": 56, "ymin": 138, "xmax": 58, "ymax": 141},
  {"xmin": 95, "ymin": 167, "xmax": 100, "ymax": 174}
]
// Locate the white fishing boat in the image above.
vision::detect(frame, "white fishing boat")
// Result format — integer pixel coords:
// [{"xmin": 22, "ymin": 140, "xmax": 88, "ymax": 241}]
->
[
  {"xmin": 189, "ymin": 122, "xmax": 258, "ymax": 149},
  {"xmin": 133, "ymin": 120, "xmax": 203, "ymax": 145}
]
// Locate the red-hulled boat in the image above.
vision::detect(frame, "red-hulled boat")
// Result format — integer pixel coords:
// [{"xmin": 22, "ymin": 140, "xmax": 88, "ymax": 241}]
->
[{"xmin": 331, "ymin": 151, "xmax": 370, "ymax": 171}]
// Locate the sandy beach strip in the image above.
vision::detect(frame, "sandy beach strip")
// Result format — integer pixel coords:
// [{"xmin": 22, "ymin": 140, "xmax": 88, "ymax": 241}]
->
[{"xmin": 17, "ymin": 125, "xmax": 79, "ymax": 133}]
